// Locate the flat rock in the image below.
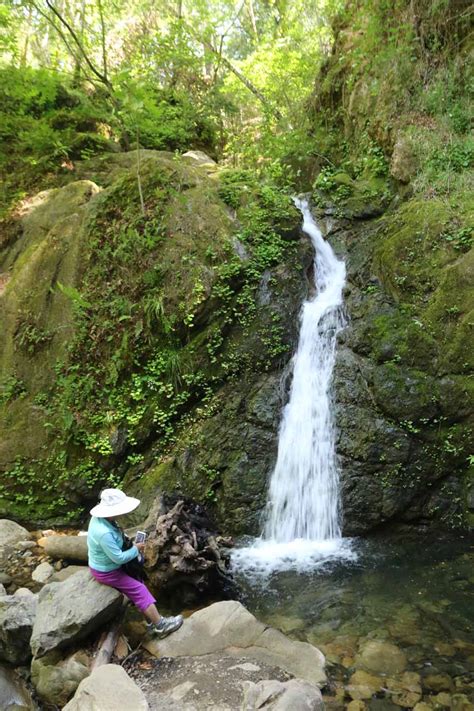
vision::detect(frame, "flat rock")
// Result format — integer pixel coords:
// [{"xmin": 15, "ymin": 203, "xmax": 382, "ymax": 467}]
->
[
  {"xmin": 182, "ymin": 150, "xmax": 216, "ymax": 166},
  {"xmin": 144, "ymin": 600, "xmax": 326, "ymax": 687},
  {"xmin": 0, "ymin": 593, "xmax": 38, "ymax": 664},
  {"xmin": 63, "ymin": 664, "xmax": 149, "ymax": 710},
  {"xmin": 131, "ymin": 652, "xmax": 293, "ymax": 710},
  {"xmin": 43, "ymin": 535, "xmax": 88, "ymax": 562},
  {"xmin": 386, "ymin": 672, "xmax": 422, "ymax": 707},
  {"xmin": 347, "ymin": 670, "xmax": 383, "ymax": 700},
  {"xmin": 32, "ymin": 561, "xmax": 54, "ymax": 584},
  {"xmin": 50, "ymin": 565, "xmax": 88, "ymax": 582},
  {"xmin": 30, "ymin": 569, "xmax": 122, "ymax": 657},
  {"xmin": 0, "ymin": 664, "xmax": 35, "ymax": 710}
]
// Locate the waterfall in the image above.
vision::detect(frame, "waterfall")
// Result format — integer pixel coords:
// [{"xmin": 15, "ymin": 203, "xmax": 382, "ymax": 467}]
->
[
  {"xmin": 233, "ymin": 199, "xmax": 354, "ymax": 573},
  {"xmin": 264, "ymin": 198, "xmax": 345, "ymax": 542}
]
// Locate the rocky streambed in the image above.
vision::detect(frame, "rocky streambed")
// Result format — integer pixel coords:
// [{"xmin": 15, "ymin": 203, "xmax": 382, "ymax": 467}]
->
[
  {"xmin": 2, "ymin": 515, "xmax": 474, "ymax": 710},
  {"xmin": 0, "ymin": 516, "xmax": 326, "ymax": 710},
  {"xmin": 234, "ymin": 534, "xmax": 474, "ymax": 710}
]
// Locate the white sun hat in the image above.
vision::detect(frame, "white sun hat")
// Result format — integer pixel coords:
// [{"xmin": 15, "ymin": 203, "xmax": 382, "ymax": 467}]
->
[{"xmin": 90, "ymin": 488, "xmax": 140, "ymax": 517}]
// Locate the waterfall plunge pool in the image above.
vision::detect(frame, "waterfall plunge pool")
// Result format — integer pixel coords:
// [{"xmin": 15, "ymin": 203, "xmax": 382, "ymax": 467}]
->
[{"xmin": 232, "ymin": 534, "xmax": 474, "ymax": 707}]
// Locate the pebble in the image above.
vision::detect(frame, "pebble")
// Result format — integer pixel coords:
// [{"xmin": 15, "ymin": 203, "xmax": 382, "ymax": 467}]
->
[
  {"xmin": 347, "ymin": 670, "xmax": 383, "ymax": 700},
  {"xmin": 15, "ymin": 540, "xmax": 37, "ymax": 551},
  {"xmin": 0, "ymin": 573, "xmax": 12, "ymax": 585},
  {"xmin": 14, "ymin": 587, "xmax": 35, "ymax": 597}
]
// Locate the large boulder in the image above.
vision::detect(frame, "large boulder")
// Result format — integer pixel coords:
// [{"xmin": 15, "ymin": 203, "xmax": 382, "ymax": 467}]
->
[
  {"xmin": 30, "ymin": 569, "xmax": 122, "ymax": 657},
  {"xmin": 144, "ymin": 600, "xmax": 326, "ymax": 687},
  {"xmin": 63, "ymin": 664, "xmax": 149, "ymax": 711},
  {"xmin": 0, "ymin": 592, "xmax": 37, "ymax": 664},
  {"xmin": 31, "ymin": 650, "xmax": 90, "ymax": 707},
  {"xmin": 50, "ymin": 564, "xmax": 88, "ymax": 582},
  {"xmin": 0, "ymin": 665, "xmax": 36, "ymax": 711},
  {"xmin": 0, "ymin": 519, "xmax": 31, "ymax": 557},
  {"xmin": 42, "ymin": 535, "xmax": 88, "ymax": 562}
]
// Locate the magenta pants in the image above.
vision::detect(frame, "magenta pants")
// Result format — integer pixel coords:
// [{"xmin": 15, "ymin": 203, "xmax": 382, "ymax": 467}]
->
[{"xmin": 89, "ymin": 567, "xmax": 156, "ymax": 612}]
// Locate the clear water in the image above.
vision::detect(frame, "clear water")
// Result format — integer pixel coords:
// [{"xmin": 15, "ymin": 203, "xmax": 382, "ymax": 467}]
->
[{"xmin": 234, "ymin": 535, "xmax": 474, "ymax": 706}]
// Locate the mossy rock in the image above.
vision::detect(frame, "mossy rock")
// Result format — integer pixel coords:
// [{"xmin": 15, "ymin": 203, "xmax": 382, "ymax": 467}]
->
[{"xmin": 0, "ymin": 150, "xmax": 303, "ymax": 527}]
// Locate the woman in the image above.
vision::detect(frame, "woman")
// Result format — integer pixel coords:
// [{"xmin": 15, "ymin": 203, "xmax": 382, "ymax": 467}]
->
[{"xmin": 88, "ymin": 488, "xmax": 183, "ymax": 638}]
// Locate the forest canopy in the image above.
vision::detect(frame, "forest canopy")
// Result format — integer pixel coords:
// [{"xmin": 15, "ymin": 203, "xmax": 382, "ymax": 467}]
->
[{"xmin": 0, "ymin": 1, "xmax": 339, "ymax": 163}]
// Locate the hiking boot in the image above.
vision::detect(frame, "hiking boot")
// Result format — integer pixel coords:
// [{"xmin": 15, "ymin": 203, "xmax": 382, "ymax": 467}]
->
[{"xmin": 149, "ymin": 615, "xmax": 183, "ymax": 639}]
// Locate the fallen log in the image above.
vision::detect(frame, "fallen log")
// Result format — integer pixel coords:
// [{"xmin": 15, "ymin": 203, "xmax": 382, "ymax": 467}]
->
[
  {"xmin": 92, "ymin": 602, "xmax": 129, "ymax": 670},
  {"xmin": 43, "ymin": 535, "xmax": 88, "ymax": 562}
]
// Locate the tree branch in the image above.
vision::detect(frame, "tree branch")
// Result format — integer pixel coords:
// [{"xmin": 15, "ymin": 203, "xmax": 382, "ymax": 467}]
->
[{"xmin": 44, "ymin": 0, "xmax": 112, "ymax": 90}]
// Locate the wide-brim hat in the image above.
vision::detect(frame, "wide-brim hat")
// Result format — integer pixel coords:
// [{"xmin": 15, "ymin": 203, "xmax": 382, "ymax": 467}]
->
[{"xmin": 90, "ymin": 488, "xmax": 140, "ymax": 517}]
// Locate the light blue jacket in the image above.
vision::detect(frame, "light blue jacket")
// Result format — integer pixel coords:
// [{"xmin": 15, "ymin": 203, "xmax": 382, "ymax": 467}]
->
[{"xmin": 87, "ymin": 516, "xmax": 139, "ymax": 572}]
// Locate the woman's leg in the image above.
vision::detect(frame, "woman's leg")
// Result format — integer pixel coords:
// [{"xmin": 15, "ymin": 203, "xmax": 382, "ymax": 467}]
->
[
  {"xmin": 89, "ymin": 567, "xmax": 182, "ymax": 637},
  {"xmin": 144, "ymin": 603, "xmax": 161, "ymax": 624},
  {"xmin": 90, "ymin": 567, "xmax": 156, "ymax": 614}
]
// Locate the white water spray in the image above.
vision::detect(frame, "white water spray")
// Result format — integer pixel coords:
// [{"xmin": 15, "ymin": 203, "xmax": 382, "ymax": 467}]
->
[{"xmin": 233, "ymin": 199, "xmax": 354, "ymax": 573}]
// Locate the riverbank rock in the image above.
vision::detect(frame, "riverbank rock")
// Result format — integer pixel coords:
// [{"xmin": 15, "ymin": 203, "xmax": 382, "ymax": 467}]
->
[
  {"xmin": 31, "ymin": 649, "xmax": 90, "ymax": 706},
  {"xmin": 30, "ymin": 569, "xmax": 122, "ymax": 657},
  {"xmin": 144, "ymin": 600, "xmax": 326, "ymax": 687},
  {"xmin": 0, "ymin": 665, "xmax": 36, "ymax": 711},
  {"xmin": 243, "ymin": 678, "xmax": 323, "ymax": 710},
  {"xmin": 0, "ymin": 592, "xmax": 37, "ymax": 664},
  {"xmin": 129, "ymin": 650, "xmax": 321, "ymax": 710},
  {"xmin": 42, "ymin": 535, "xmax": 88, "ymax": 562},
  {"xmin": 63, "ymin": 663, "xmax": 149, "ymax": 711},
  {"xmin": 0, "ymin": 520, "xmax": 31, "ymax": 557}
]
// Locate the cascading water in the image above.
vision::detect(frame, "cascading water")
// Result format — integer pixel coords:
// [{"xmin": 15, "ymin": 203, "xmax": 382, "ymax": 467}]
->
[{"xmin": 233, "ymin": 198, "xmax": 355, "ymax": 573}]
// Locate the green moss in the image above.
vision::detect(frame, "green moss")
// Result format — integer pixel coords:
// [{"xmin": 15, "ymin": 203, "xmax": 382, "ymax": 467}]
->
[
  {"xmin": 0, "ymin": 151, "xmax": 299, "ymax": 525},
  {"xmin": 373, "ymin": 192, "xmax": 473, "ymax": 375}
]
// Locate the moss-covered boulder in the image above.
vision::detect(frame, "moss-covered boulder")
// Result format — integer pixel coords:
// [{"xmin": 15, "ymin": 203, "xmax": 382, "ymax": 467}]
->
[{"xmin": 0, "ymin": 151, "xmax": 307, "ymax": 530}]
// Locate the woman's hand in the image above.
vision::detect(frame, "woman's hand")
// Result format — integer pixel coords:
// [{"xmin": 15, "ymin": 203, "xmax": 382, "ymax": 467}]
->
[{"xmin": 135, "ymin": 542, "xmax": 146, "ymax": 553}]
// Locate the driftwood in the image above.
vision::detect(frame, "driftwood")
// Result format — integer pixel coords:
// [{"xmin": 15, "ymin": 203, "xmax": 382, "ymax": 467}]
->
[
  {"xmin": 143, "ymin": 499, "xmax": 234, "ymax": 603},
  {"xmin": 92, "ymin": 602, "xmax": 129, "ymax": 670}
]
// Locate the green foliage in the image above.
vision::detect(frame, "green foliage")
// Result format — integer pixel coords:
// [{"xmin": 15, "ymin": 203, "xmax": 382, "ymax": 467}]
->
[
  {"xmin": 0, "ymin": 375, "xmax": 26, "ymax": 404},
  {"xmin": 116, "ymin": 80, "xmax": 217, "ymax": 152}
]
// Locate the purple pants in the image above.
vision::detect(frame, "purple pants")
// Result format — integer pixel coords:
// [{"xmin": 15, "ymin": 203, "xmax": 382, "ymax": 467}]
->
[{"xmin": 89, "ymin": 567, "xmax": 156, "ymax": 612}]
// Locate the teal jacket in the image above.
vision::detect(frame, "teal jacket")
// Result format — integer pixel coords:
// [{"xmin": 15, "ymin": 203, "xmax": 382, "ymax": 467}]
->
[{"xmin": 87, "ymin": 516, "xmax": 139, "ymax": 572}]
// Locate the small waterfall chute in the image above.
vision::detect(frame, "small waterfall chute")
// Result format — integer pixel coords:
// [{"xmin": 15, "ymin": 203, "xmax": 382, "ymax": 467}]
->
[{"xmin": 233, "ymin": 198, "xmax": 355, "ymax": 574}]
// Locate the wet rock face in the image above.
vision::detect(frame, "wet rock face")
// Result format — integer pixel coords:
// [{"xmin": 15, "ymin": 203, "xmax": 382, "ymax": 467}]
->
[
  {"xmin": 0, "ymin": 665, "xmax": 35, "ymax": 711},
  {"xmin": 321, "ymin": 199, "xmax": 473, "ymax": 534}
]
